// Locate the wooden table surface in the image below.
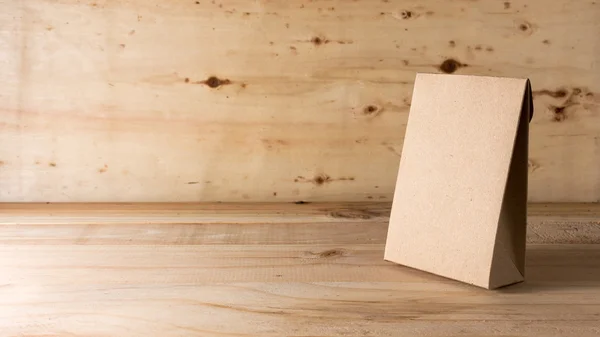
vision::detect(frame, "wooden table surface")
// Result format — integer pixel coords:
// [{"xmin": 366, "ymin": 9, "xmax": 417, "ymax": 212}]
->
[{"xmin": 1, "ymin": 202, "xmax": 599, "ymax": 336}]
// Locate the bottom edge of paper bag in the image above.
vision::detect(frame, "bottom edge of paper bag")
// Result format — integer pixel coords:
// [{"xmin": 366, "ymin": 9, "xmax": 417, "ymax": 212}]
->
[{"xmin": 383, "ymin": 255, "xmax": 523, "ymax": 290}]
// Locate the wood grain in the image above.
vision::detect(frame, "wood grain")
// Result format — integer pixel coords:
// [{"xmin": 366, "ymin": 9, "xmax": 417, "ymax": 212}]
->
[
  {"xmin": 1, "ymin": 0, "xmax": 599, "ymax": 202},
  {"xmin": 0, "ymin": 202, "xmax": 599, "ymax": 244},
  {"xmin": 3, "ymin": 246, "xmax": 600, "ymax": 337},
  {"xmin": 1, "ymin": 202, "xmax": 600, "ymax": 336}
]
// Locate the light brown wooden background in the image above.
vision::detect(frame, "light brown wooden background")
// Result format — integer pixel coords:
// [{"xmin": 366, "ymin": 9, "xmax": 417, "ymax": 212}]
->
[{"xmin": 0, "ymin": 0, "xmax": 598, "ymax": 202}]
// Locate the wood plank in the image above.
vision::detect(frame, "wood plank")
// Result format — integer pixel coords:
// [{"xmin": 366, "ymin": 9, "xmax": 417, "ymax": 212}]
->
[
  {"xmin": 0, "ymin": 203, "xmax": 599, "ymax": 245},
  {"xmin": 1, "ymin": 244, "xmax": 599, "ymax": 287},
  {"xmin": 1, "ymin": 244, "xmax": 600, "ymax": 336},
  {"xmin": 0, "ymin": 202, "xmax": 391, "ymax": 224},
  {"xmin": 3, "ymin": 219, "xmax": 600, "ymax": 246},
  {"xmin": 0, "ymin": 222, "xmax": 388, "ymax": 245},
  {"xmin": 528, "ymin": 203, "xmax": 600, "ymax": 222},
  {"xmin": 1, "ymin": 202, "xmax": 599, "ymax": 223},
  {"xmin": 1, "ymin": 202, "xmax": 600, "ymax": 336},
  {"xmin": 1, "ymin": 0, "xmax": 599, "ymax": 203}
]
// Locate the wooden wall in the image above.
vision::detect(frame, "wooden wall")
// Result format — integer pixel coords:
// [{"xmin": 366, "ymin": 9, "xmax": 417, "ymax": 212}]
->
[{"xmin": 0, "ymin": 0, "xmax": 598, "ymax": 202}]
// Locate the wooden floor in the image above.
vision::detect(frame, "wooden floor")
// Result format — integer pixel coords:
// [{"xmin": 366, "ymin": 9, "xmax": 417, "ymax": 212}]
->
[{"xmin": 1, "ymin": 203, "xmax": 599, "ymax": 336}]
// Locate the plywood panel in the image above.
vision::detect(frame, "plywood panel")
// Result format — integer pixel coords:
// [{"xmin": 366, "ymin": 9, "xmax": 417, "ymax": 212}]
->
[{"xmin": 0, "ymin": 0, "xmax": 598, "ymax": 202}]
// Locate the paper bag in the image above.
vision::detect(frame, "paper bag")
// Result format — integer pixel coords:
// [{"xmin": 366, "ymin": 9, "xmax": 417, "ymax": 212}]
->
[{"xmin": 384, "ymin": 73, "xmax": 533, "ymax": 289}]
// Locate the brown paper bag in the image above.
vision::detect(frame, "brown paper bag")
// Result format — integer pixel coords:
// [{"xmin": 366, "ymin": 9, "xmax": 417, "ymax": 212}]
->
[{"xmin": 384, "ymin": 73, "xmax": 533, "ymax": 289}]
